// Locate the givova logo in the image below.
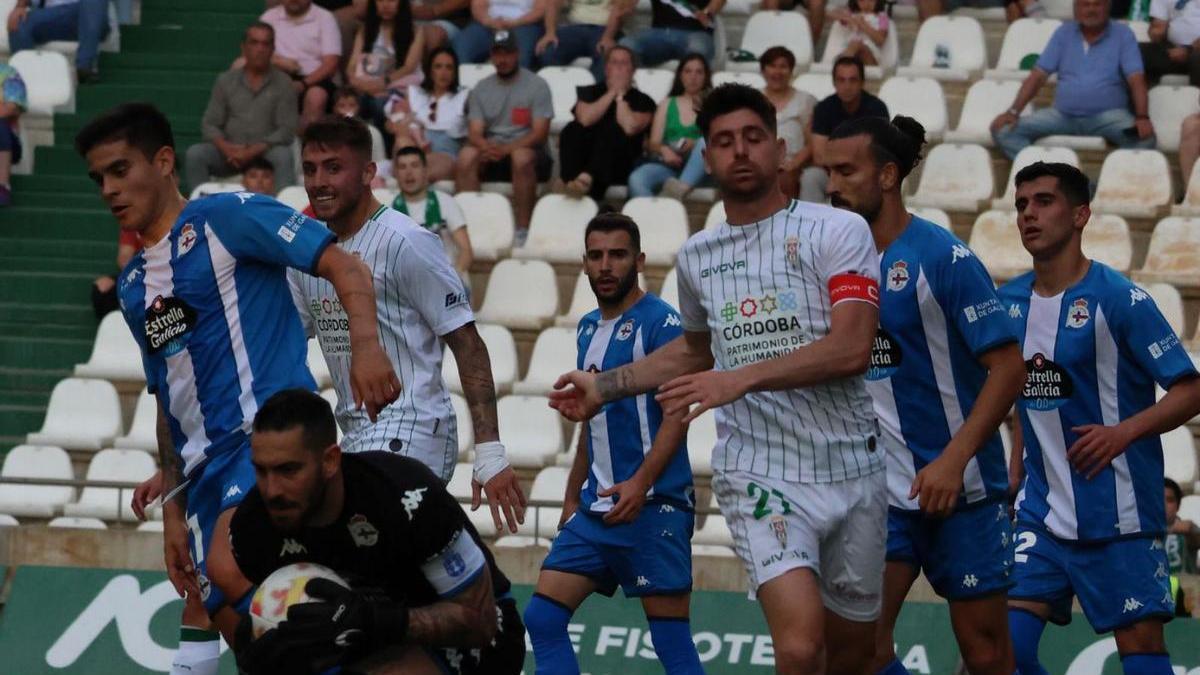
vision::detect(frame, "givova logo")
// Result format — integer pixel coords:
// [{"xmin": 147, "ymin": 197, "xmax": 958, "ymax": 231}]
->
[{"xmin": 700, "ymin": 260, "xmax": 746, "ymax": 279}]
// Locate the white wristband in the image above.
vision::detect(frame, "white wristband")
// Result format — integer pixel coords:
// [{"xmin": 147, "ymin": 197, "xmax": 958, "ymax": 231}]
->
[{"xmin": 472, "ymin": 441, "xmax": 510, "ymax": 485}]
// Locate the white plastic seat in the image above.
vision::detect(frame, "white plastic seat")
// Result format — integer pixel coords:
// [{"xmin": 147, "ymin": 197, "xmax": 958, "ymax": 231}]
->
[
  {"xmin": 704, "ymin": 201, "xmax": 727, "ymax": 231},
  {"xmin": 113, "ymin": 388, "xmax": 157, "ymax": 452},
  {"xmin": 985, "ymin": 18, "xmax": 1062, "ymax": 81},
  {"xmin": 447, "ymin": 462, "xmax": 498, "ymax": 534},
  {"xmin": 693, "ymin": 492, "xmax": 733, "ymax": 549},
  {"xmin": 991, "ymin": 145, "xmax": 1080, "ymax": 210},
  {"xmin": 554, "ymin": 270, "xmax": 648, "ymax": 327},
  {"xmin": 455, "ymin": 192, "xmax": 514, "ymax": 261},
  {"xmin": 372, "ymin": 187, "xmax": 398, "ymax": 206},
  {"xmin": 0, "ymin": 445, "xmax": 74, "ymax": 517},
  {"xmin": 792, "ymin": 72, "xmax": 835, "ymax": 101},
  {"xmin": 897, "ymin": 16, "xmax": 987, "ymax": 82},
  {"xmin": 907, "ymin": 143, "xmax": 994, "ymax": 212},
  {"xmin": 1134, "ymin": 217, "xmax": 1200, "ymax": 290},
  {"xmin": 945, "ymin": 79, "xmax": 1022, "ymax": 146},
  {"xmin": 1180, "ymin": 494, "xmax": 1200, "ymax": 522},
  {"xmin": 26, "ymin": 378, "xmax": 122, "ymax": 451},
  {"xmin": 910, "ymin": 207, "xmax": 952, "ymax": 229},
  {"xmin": 539, "ymin": 66, "xmax": 596, "ymax": 132},
  {"xmin": 1149, "ymin": 85, "xmax": 1200, "ymax": 152},
  {"xmin": 1043, "ymin": 0, "xmax": 1074, "ymax": 18},
  {"xmin": 458, "ymin": 63, "xmax": 495, "ymax": 89},
  {"xmin": 968, "ymin": 210, "xmax": 1030, "ymax": 282},
  {"xmin": 514, "ymin": 194, "xmax": 598, "ymax": 263},
  {"xmin": 660, "ymin": 267, "xmax": 680, "ymax": 309},
  {"xmin": 9, "ymin": 50, "xmax": 72, "ymax": 114},
  {"xmin": 475, "ymin": 259, "xmax": 559, "ymax": 330},
  {"xmin": 513, "ymin": 466, "xmax": 570, "ymax": 539},
  {"xmin": 1145, "ymin": 282, "xmax": 1185, "ymax": 337},
  {"xmin": 137, "ymin": 520, "xmax": 164, "ymax": 532},
  {"xmin": 514, "ymin": 327, "xmax": 577, "ymax": 395},
  {"xmin": 635, "ymin": 68, "xmax": 675, "ymax": 103},
  {"xmin": 63, "ymin": 449, "xmax": 156, "ymax": 521},
  {"xmin": 74, "ymin": 310, "xmax": 145, "ymax": 382},
  {"xmin": 48, "ymin": 516, "xmax": 108, "ymax": 530},
  {"xmin": 713, "ymin": 71, "xmax": 767, "ymax": 89},
  {"xmin": 188, "ymin": 182, "xmax": 243, "ymax": 199},
  {"xmin": 442, "ymin": 323, "xmax": 518, "ymax": 394},
  {"xmin": 496, "ymin": 396, "xmax": 564, "ymax": 469},
  {"xmin": 815, "ymin": 20, "xmax": 899, "ymax": 78},
  {"xmin": 687, "ymin": 409, "xmax": 717, "ymax": 476},
  {"xmin": 0, "ymin": 0, "xmax": 14, "ymax": 53},
  {"xmin": 450, "ymin": 394, "xmax": 472, "ymax": 456},
  {"xmin": 727, "ymin": 11, "xmax": 813, "ymax": 73},
  {"xmin": 1163, "ymin": 426, "xmax": 1198, "ymax": 487},
  {"xmin": 878, "ymin": 76, "xmax": 948, "ymax": 140},
  {"xmin": 1175, "ymin": 161, "xmax": 1200, "ymax": 216},
  {"xmin": 275, "ymin": 185, "xmax": 310, "ymax": 212},
  {"xmin": 621, "ymin": 197, "xmax": 690, "ymax": 266},
  {"xmin": 307, "ymin": 338, "xmax": 332, "ymax": 389},
  {"xmin": 1092, "ymin": 150, "xmax": 1172, "ymax": 217},
  {"xmin": 1081, "ymin": 214, "xmax": 1133, "ymax": 273},
  {"xmin": 0, "ymin": 514, "xmax": 18, "ymax": 527}
]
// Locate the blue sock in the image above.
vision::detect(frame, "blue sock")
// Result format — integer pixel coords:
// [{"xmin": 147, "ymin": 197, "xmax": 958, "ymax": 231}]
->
[
  {"xmin": 1008, "ymin": 608, "xmax": 1050, "ymax": 675},
  {"xmin": 1121, "ymin": 653, "xmax": 1173, "ymax": 675},
  {"xmin": 648, "ymin": 616, "xmax": 704, "ymax": 675},
  {"xmin": 876, "ymin": 657, "xmax": 911, "ymax": 675},
  {"xmin": 524, "ymin": 593, "xmax": 580, "ymax": 675}
]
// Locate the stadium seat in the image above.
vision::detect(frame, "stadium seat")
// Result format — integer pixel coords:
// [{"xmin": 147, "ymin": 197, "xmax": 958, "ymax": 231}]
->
[
  {"xmin": 372, "ymin": 187, "xmax": 398, "ymax": 205},
  {"xmin": 713, "ymin": 71, "xmax": 767, "ymax": 89},
  {"xmin": 1126, "ymin": 19, "xmax": 1152, "ymax": 42},
  {"xmin": 514, "ymin": 194, "xmax": 599, "ymax": 263},
  {"xmin": 688, "ymin": 409, "xmax": 717, "ymax": 476},
  {"xmin": 555, "ymin": 270, "xmax": 649, "ymax": 326},
  {"xmin": 539, "ymin": 66, "xmax": 596, "ymax": 132},
  {"xmin": 660, "ymin": 267, "xmax": 680, "ymax": 309},
  {"xmin": 511, "ymin": 466, "xmax": 570, "ymax": 540},
  {"xmin": 137, "ymin": 520, "xmax": 164, "ymax": 532},
  {"xmin": 1149, "ymin": 85, "xmax": 1200, "ymax": 152},
  {"xmin": 727, "ymin": 11, "xmax": 813, "ymax": 73},
  {"xmin": 1145, "ymin": 282, "xmax": 1185, "ymax": 337},
  {"xmin": 113, "ymin": 388, "xmax": 157, "ymax": 453},
  {"xmin": 704, "ymin": 201, "xmax": 727, "ymax": 230},
  {"xmin": 319, "ymin": 388, "xmax": 343, "ymax": 442},
  {"xmin": 0, "ymin": 0, "xmax": 13, "ymax": 53},
  {"xmin": 878, "ymin": 77, "xmax": 948, "ymax": 140},
  {"xmin": 63, "ymin": 449, "xmax": 156, "ymax": 521},
  {"xmin": 897, "ymin": 16, "xmax": 988, "ymax": 82},
  {"xmin": 0, "ymin": 445, "xmax": 74, "ymax": 518},
  {"xmin": 450, "ymin": 393, "xmax": 472, "ymax": 456},
  {"xmin": 0, "ymin": 514, "xmax": 17, "ymax": 527},
  {"xmin": 910, "ymin": 207, "xmax": 951, "ymax": 229},
  {"xmin": 1180, "ymin": 494, "xmax": 1200, "ymax": 522},
  {"xmin": 968, "ymin": 210, "xmax": 1030, "ymax": 281},
  {"xmin": 992, "ymin": 145, "xmax": 1080, "ymax": 210},
  {"xmin": 1081, "ymin": 214, "xmax": 1133, "ymax": 273},
  {"xmin": 446, "ymin": 462, "xmax": 498, "ymax": 534},
  {"xmin": 1174, "ymin": 161, "xmax": 1200, "ymax": 216},
  {"xmin": 455, "ymin": 192, "xmax": 515, "ymax": 261},
  {"xmin": 1092, "ymin": 150, "xmax": 1172, "ymax": 217},
  {"xmin": 458, "ymin": 63, "xmax": 495, "ymax": 89},
  {"xmin": 1043, "ymin": 0, "xmax": 1074, "ymax": 18},
  {"xmin": 276, "ymin": 185, "xmax": 310, "ymax": 212},
  {"xmin": 442, "ymin": 323, "xmax": 518, "ymax": 394},
  {"xmin": 1135, "ymin": 217, "xmax": 1200, "ymax": 290},
  {"xmin": 984, "ymin": 18, "xmax": 1062, "ymax": 81},
  {"xmin": 621, "ymin": 197, "xmax": 690, "ymax": 266},
  {"xmin": 514, "ymin": 327, "xmax": 577, "ymax": 395},
  {"xmin": 188, "ymin": 182, "xmax": 243, "ymax": 199},
  {"xmin": 815, "ymin": 19, "xmax": 899, "ymax": 78},
  {"xmin": 476, "ymin": 259, "xmax": 559, "ymax": 329},
  {"xmin": 1163, "ymin": 426, "xmax": 1198, "ymax": 488},
  {"xmin": 9, "ymin": 49, "xmax": 72, "ymax": 115},
  {"xmin": 793, "ymin": 72, "xmax": 835, "ymax": 101},
  {"xmin": 73, "ymin": 310, "xmax": 145, "ymax": 383},
  {"xmin": 307, "ymin": 339, "xmax": 332, "ymax": 389},
  {"xmin": 692, "ymin": 492, "xmax": 735, "ymax": 556},
  {"xmin": 907, "ymin": 143, "xmax": 994, "ymax": 212},
  {"xmin": 26, "ymin": 378, "xmax": 122, "ymax": 451},
  {"xmin": 497, "ymin": 396, "xmax": 564, "ymax": 469},
  {"xmin": 48, "ymin": 516, "xmax": 108, "ymax": 530},
  {"xmin": 945, "ymin": 79, "xmax": 1023, "ymax": 146},
  {"xmin": 635, "ymin": 68, "xmax": 675, "ymax": 103}
]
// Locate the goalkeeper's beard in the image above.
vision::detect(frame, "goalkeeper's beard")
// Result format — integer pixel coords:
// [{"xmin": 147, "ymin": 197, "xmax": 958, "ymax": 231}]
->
[{"xmin": 268, "ymin": 478, "xmax": 329, "ymax": 534}]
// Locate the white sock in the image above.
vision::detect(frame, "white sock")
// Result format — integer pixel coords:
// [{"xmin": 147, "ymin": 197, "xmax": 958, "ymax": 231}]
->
[{"xmin": 170, "ymin": 629, "xmax": 221, "ymax": 675}]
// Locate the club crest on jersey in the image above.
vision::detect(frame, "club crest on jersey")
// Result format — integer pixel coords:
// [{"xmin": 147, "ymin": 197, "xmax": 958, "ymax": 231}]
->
[
  {"xmin": 177, "ymin": 223, "xmax": 198, "ymax": 257},
  {"xmin": 1065, "ymin": 298, "xmax": 1090, "ymax": 328},
  {"xmin": 348, "ymin": 514, "xmax": 379, "ymax": 547},
  {"xmin": 144, "ymin": 295, "xmax": 196, "ymax": 357},
  {"xmin": 784, "ymin": 236, "xmax": 800, "ymax": 267},
  {"xmin": 769, "ymin": 514, "xmax": 788, "ymax": 550},
  {"xmin": 886, "ymin": 260, "xmax": 910, "ymax": 291},
  {"xmin": 616, "ymin": 319, "xmax": 635, "ymax": 341}
]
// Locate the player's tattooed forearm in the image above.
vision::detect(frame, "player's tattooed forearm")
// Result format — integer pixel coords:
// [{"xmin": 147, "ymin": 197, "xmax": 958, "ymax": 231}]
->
[
  {"xmin": 596, "ymin": 367, "xmax": 637, "ymax": 401},
  {"xmin": 407, "ymin": 570, "xmax": 496, "ymax": 646},
  {"xmin": 446, "ymin": 324, "xmax": 500, "ymax": 442}
]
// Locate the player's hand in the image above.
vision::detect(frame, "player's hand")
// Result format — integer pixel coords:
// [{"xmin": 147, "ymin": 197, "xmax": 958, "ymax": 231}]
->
[
  {"xmin": 472, "ymin": 466, "xmax": 527, "ymax": 534},
  {"xmin": 131, "ymin": 469, "xmax": 163, "ymax": 521},
  {"xmin": 990, "ymin": 111, "xmax": 1018, "ymax": 134},
  {"xmin": 549, "ymin": 370, "xmax": 603, "ymax": 422},
  {"xmin": 597, "ymin": 34, "xmax": 617, "ymax": 55},
  {"xmin": 287, "ymin": 579, "xmax": 409, "ymax": 662},
  {"xmin": 163, "ymin": 510, "xmax": 200, "ymax": 599},
  {"xmin": 909, "ymin": 454, "xmax": 964, "ymax": 518},
  {"xmin": 1067, "ymin": 424, "xmax": 1132, "ymax": 479},
  {"xmin": 656, "ymin": 369, "xmax": 747, "ymax": 423},
  {"xmin": 597, "ymin": 476, "xmax": 648, "ymax": 525},
  {"xmin": 350, "ymin": 340, "xmax": 401, "ymax": 422},
  {"xmin": 234, "ymin": 614, "xmax": 344, "ymax": 675},
  {"xmin": 1136, "ymin": 117, "xmax": 1155, "ymax": 140}
]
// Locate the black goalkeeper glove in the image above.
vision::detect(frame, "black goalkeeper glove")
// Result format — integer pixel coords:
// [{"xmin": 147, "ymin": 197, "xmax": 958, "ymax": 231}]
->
[
  {"xmin": 284, "ymin": 578, "xmax": 410, "ymax": 663},
  {"xmin": 234, "ymin": 613, "xmax": 345, "ymax": 675}
]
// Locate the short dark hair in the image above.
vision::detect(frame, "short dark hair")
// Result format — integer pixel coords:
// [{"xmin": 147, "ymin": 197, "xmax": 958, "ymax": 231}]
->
[
  {"xmin": 1166, "ymin": 478, "xmax": 1183, "ymax": 504},
  {"xmin": 253, "ymin": 389, "xmax": 337, "ymax": 452},
  {"xmin": 668, "ymin": 53, "xmax": 713, "ymax": 97},
  {"xmin": 1014, "ymin": 161, "xmax": 1091, "ymax": 206},
  {"xmin": 394, "ymin": 145, "xmax": 426, "ymax": 165},
  {"xmin": 420, "ymin": 46, "xmax": 461, "ymax": 93},
  {"xmin": 242, "ymin": 156, "xmax": 275, "ymax": 174},
  {"xmin": 585, "ymin": 212, "xmax": 641, "ymax": 253},
  {"xmin": 832, "ymin": 55, "xmax": 866, "ymax": 81},
  {"xmin": 245, "ymin": 20, "xmax": 275, "ymax": 43},
  {"xmin": 301, "ymin": 114, "xmax": 373, "ymax": 159},
  {"xmin": 333, "ymin": 86, "xmax": 359, "ymax": 103},
  {"xmin": 759, "ymin": 46, "xmax": 796, "ymax": 72},
  {"xmin": 74, "ymin": 102, "xmax": 175, "ymax": 160},
  {"xmin": 829, "ymin": 115, "xmax": 927, "ymax": 179},
  {"xmin": 697, "ymin": 83, "xmax": 777, "ymax": 139},
  {"xmin": 606, "ymin": 44, "xmax": 637, "ymax": 67}
]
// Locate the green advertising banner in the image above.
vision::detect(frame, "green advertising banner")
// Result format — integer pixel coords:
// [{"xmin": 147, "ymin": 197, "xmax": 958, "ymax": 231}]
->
[{"xmin": 1, "ymin": 565, "xmax": 1199, "ymax": 674}]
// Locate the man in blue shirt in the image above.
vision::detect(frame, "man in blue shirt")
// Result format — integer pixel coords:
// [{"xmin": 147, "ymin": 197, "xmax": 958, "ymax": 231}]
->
[
  {"xmin": 998, "ymin": 162, "xmax": 1200, "ymax": 675},
  {"xmin": 990, "ymin": 0, "xmax": 1156, "ymax": 159},
  {"xmin": 74, "ymin": 103, "xmax": 399, "ymax": 661},
  {"xmin": 524, "ymin": 213, "xmax": 702, "ymax": 674},
  {"xmin": 826, "ymin": 115, "xmax": 1027, "ymax": 675}
]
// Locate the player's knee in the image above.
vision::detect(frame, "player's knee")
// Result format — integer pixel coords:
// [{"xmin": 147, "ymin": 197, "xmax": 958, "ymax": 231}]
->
[
  {"xmin": 959, "ymin": 634, "xmax": 1011, "ymax": 675},
  {"xmin": 772, "ymin": 635, "xmax": 824, "ymax": 674}
]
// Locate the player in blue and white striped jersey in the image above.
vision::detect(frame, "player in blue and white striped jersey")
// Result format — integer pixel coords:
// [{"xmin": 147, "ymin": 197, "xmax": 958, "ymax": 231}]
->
[
  {"xmin": 998, "ymin": 162, "xmax": 1200, "ymax": 675},
  {"xmin": 525, "ymin": 213, "xmax": 702, "ymax": 674}
]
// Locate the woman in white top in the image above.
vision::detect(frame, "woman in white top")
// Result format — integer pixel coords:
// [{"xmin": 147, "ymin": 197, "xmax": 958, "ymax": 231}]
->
[
  {"xmin": 451, "ymin": 0, "xmax": 548, "ymax": 68},
  {"xmin": 390, "ymin": 46, "xmax": 470, "ymax": 181},
  {"xmin": 759, "ymin": 46, "xmax": 816, "ymax": 199},
  {"xmin": 348, "ymin": 0, "xmax": 426, "ymax": 132}
]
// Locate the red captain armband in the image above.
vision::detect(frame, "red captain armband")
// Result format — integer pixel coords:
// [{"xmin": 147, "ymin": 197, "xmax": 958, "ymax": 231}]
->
[{"xmin": 828, "ymin": 272, "xmax": 880, "ymax": 308}]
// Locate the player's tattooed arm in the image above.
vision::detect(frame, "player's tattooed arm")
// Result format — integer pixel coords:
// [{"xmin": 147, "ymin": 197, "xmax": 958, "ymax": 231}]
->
[
  {"xmin": 442, "ymin": 322, "xmax": 499, "ymax": 442},
  {"xmin": 595, "ymin": 331, "xmax": 714, "ymax": 403},
  {"xmin": 407, "ymin": 565, "xmax": 498, "ymax": 647},
  {"xmin": 154, "ymin": 398, "xmax": 183, "ymax": 498}
]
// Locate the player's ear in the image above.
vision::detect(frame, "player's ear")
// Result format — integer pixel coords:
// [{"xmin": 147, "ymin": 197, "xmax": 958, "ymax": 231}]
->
[
  {"xmin": 363, "ymin": 159, "xmax": 377, "ymax": 187},
  {"xmin": 879, "ymin": 161, "xmax": 899, "ymax": 192},
  {"xmin": 636, "ymin": 251, "xmax": 646, "ymax": 272},
  {"xmin": 153, "ymin": 145, "xmax": 176, "ymax": 180},
  {"xmin": 1073, "ymin": 203, "xmax": 1091, "ymax": 231},
  {"xmin": 321, "ymin": 443, "xmax": 341, "ymax": 479}
]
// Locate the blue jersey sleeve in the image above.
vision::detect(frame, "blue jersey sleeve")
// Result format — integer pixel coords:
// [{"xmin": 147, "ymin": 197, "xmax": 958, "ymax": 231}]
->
[
  {"xmin": 1113, "ymin": 287, "xmax": 1198, "ymax": 389},
  {"xmin": 649, "ymin": 302, "xmax": 684, "ymax": 353},
  {"xmin": 201, "ymin": 192, "xmax": 335, "ymax": 273},
  {"xmin": 932, "ymin": 244, "xmax": 1018, "ymax": 357}
]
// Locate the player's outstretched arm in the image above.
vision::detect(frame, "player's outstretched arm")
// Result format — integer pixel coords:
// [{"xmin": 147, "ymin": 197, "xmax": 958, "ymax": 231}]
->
[
  {"xmin": 315, "ymin": 245, "xmax": 401, "ymax": 422},
  {"xmin": 599, "ymin": 408, "xmax": 688, "ymax": 525},
  {"xmin": 406, "ymin": 565, "xmax": 498, "ymax": 647}
]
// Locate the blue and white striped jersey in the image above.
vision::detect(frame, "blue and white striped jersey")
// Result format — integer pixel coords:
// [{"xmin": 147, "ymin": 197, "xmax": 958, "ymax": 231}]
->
[
  {"xmin": 998, "ymin": 262, "xmax": 1198, "ymax": 541},
  {"xmin": 866, "ymin": 216, "xmax": 1018, "ymax": 510},
  {"xmin": 117, "ymin": 192, "xmax": 334, "ymax": 478},
  {"xmin": 577, "ymin": 293, "xmax": 693, "ymax": 512}
]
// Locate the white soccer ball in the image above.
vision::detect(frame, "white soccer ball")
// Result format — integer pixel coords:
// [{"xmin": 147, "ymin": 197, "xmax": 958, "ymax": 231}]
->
[{"xmin": 249, "ymin": 562, "xmax": 349, "ymax": 639}]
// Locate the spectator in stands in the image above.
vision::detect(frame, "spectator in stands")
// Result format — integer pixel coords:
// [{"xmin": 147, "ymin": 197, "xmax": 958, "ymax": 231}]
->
[
  {"xmin": 392, "ymin": 46, "xmax": 469, "ymax": 181},
  {"xmin": 829, "ymin": 0, "xmax": 889, "ymax": 67},
  {"xmin": 241, "ymin": 156, "xmax": 278, "ymax": 195},
  {"xmin": 261, "ymin": 0, "xmax": 343, "ymax": 130},
  {"xmin": 1179, "ymin": 107, "xmax": 1200, "ymax": 188},
  {"xmin": 556, "ymin": 45, "xmax": 655, "ymax": 201},
  {"xmin": 453, "ymin": 0, "xmax": 548, "ymax": 68},
  {"xmin": 800, "ymin": 56, "xmax": 888, "ymax": 203},
  {"xmin": 91, "ymin": 229, "xmax": 140, "ymax": 319},
  {"xmin": 1165, "ymin": 478, "xmax": 1198, "ymax": 616},
  {"xmin": 347, "ymin": 0, "xmax": 426, "ymax": 133},
  {"xmin": 455, "ymin": 31, "xmax": 552, "ymax": 245},
  {"xmin": 392, "ymin": 146, "xmax": 475, "ymax": 286},
  {"xmin": 760, "ymin": 46, "xmax": 815, "ymax": 199},
  {"xmin": 536, "ymin": 0, "xmax": 635, "ymax": 83},
  {"xmin": 619, "ymin": 0, "xmax": 720, "ymax": 67},
  {"xmin": 0, "ymin": 63, "xmax": 25, "ymax": 207},
  {"xmin": 628, "ymin": 53, "xmax": 711, "ymax": 199},
  {"xmin": 268, "ymin": 0, "xmax": 367, "ymax": 69},
  {"xmin": 1140, "ymin": 0, "xmax": 1200, "ymax": 85},
  {"xmin": 6, "ymin": 0, "xmax": 109, "ymax": 82},
  {"xmin": 990, "ymin": 0, "xmax": 1155, "ymax": 159},
  {"xmin": 414, "ymin": 0, "xmax": 473, "ymax": 50},
  {"xmin": 333, "ymin": 85, "xmax": 363, "ymax": 117},
  {"xmin": 186, "ymin": 22, "xmax": 299, "ymax": 193}
]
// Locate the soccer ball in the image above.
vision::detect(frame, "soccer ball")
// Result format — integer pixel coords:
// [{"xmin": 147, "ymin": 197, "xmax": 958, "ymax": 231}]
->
[{"xmin": 249, "ymin": 562, "xmax": 348, "ymax": 639}]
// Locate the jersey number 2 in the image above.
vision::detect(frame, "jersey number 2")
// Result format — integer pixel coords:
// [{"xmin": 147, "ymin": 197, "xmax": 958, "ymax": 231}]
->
[
  {"xmin": 747, "ymin": 482, "xmax": 792, "ymax": 520},
  {"xmin": 1014, "ymin": 531, "xmax": 1037, "ymax": 564}
]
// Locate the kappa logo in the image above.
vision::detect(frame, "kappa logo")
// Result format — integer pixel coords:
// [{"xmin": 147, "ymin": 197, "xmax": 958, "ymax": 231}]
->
[
  {"xmin": 659, "ymin": 504, "xmax": 675, "ymax": 513},
  {"xmin": 347, "ymin": 514, "xmax": 379, "ymax": 547},
  {"xmin": 223, "ymin": 485, "xmax": 242, "ymax": 500},
  {"xmin": 1009, "ymin": 304, "xmax": 1023, "ymax": 319},
  {"xmin": 663, "ymin": 313, "xmax": 681, "ymax": 328},
  {"xmin": 235, "ymin": 191, "xmax": 255, "ymax": 204},
  {"xmin": 402, "ymin": 487, "xmax": 428, "ymax": 520},
  {"xmin": 1123, "ymin": 597, "xmax": 1144, "ymax": 613},
  {"xmin": 636, "ymin": 576, "xmax": 650, "ymax": 587},
  {"xmin": 280, "ymin": 538, "xmax": 307, "ymax": 556},
  {"xmin": 177, "ymin": 223, "xmax": 197, "ymax": 257},
  {"xmin": 125, "ymin": 266, "xmax": 142, "ymax": 283},
  {"xmin": 962, "ymin": 574, "xmax": 979, "ymax": 588},
  {"xmin": 951, "ymin": 244, "xmax": 972, "ymax": 263},
  {"xmin": 616, "ymin": 318, "xmax": 635, "ymax": 341},
  {"xmin": 1130, "ymin": 287, "xmax": 1149, "ymax": 305},
  {"xmin": 1066, "ymin": 298, "xmax": 1090, "ymax": 328},
  {"xmin": 886, "ymin": 260, "xmax": 910, "ymax": 291}
]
